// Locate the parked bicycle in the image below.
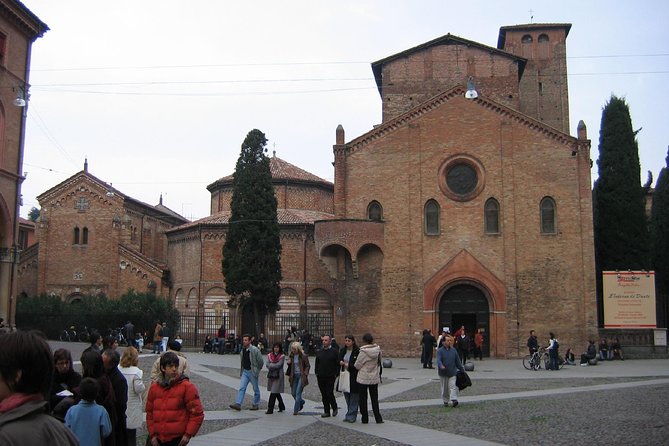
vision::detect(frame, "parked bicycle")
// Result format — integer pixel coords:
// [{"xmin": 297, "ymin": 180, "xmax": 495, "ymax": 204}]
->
[
  {"xmin": 523, "ymin": 347, "xmax": 565, "ymax": 370},
  {"xmin": 78, "ymin": 325, "xmax": 95, "ymax": 343},
  {"xmin": 59, "ymin": 326, "xmax": 77, "ymax": 342},
  {"xmin": 106, "ymin": 327, "xmax": 127, "ymax": 346}
]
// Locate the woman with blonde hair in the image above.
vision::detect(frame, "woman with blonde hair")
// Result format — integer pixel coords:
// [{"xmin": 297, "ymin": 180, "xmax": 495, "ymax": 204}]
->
[
  {"xmin": 119, "ymin": 346, "xmax": 145, "ymax": 446},
  {"xmin": 286, "ymin": 341, "xmax": 310, "ymax": 415}
]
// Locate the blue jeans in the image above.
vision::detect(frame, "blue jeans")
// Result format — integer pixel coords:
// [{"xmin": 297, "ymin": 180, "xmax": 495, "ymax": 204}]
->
[
  {"xmin": 344, "ymin": 391, "xmax": 359, "ymax": 421},
  {"xmin": 236, "ymin": 369, "xmax": 261, "ymax": 406},
  {"xmin": 291, "ymin": 375, "xmax": 304, "ymax": 413},
  {"xmin": 549, "ymin": 351, "xmax": 559, "ymax": 371}
]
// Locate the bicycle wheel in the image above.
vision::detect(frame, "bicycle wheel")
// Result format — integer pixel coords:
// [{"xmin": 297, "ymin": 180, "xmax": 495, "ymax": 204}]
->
[
  {"xmin": 558, "ymin": 356, "xmax": 565, "ymax": 369},
  {"xmin": 59, "ymin": 330, "xmax": 69, "ymax": 342},
  {"xmin": 522, "ymin": 355, "xmax": 533, "ymax": 370},
  {"xmin": 541, "ymin": 352, "xmax": 550, "ymax": 370}
]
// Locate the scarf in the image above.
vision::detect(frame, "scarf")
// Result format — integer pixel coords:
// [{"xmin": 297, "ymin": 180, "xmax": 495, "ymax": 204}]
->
[
  {"xmin": 0, "ymin": 393, "xmax": 43, "ymax": 414},
  {"xmin": 268, "ymin": 352, "xmax": 284, "ymax": 363}
]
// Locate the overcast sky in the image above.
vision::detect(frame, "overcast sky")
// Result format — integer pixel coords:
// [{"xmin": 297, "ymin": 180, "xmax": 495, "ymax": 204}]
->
[{"xmin": 19, "ymin": 1, "xmax": 669, "ymax": 221}]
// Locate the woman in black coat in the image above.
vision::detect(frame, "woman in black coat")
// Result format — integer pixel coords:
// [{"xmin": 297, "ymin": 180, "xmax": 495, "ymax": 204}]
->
[
  {"xmin": 49, "ymin": 348, "xmax": 82, "ymax": 420},
  {"xmin": 338, "ymin": 334, "xmax": 361, "ymax": 422}
]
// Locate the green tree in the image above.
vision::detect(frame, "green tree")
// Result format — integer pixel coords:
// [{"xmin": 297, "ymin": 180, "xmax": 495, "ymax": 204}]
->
[
  {"xmin": 593, "ymin": 96, "xmax": 651, "ymax": 325},
  {"xmin": 28, "ymin": 207, "xmax": 40, "ymax": 222},
  {"xmin": 650, "ymin": 147, "xmax": 669, "ymax": 327},
  {"xmin": 223, "ymin": 129, "xmax": 282, "ymax": 336}
]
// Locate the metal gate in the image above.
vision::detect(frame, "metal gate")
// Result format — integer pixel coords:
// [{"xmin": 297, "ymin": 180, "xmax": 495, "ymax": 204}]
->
[{"xmin": 179, "ymin": 311, "xmax": 229, "ymax": 348}]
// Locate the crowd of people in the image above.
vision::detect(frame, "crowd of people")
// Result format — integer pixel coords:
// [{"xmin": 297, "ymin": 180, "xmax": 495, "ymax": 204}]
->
[
  {"xmin": 0, "ymin": 329, "xmax": 203, "ymax": 446},
  {"xmin": 526, "ymin": 330, "xmax": 626, "ymax": 369},
  {"xmin": 0, "ymin": 322, "xmax": 634, "ymax": 445},
  {"xmin": 421, "ymin": 326, "xmax": 485, "ymax": 370},
  {"xmin": 202, "ymin": 331, "xmax": 269, "ymax": 355},
  {"xmin": 229, "ymin": 331, "xmax": 385, "ymax": 424}
]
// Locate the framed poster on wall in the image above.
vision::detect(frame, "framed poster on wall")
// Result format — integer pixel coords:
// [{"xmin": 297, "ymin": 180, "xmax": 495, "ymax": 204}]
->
[{"xmin": 603, "ymin": 271, "xmax": 656, "ymax": 329}]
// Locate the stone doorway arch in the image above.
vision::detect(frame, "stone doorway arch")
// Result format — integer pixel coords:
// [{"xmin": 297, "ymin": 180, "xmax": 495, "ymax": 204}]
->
[{"xmin": 423, "ymin": 250, "xmax": 507, "ymax": 357}]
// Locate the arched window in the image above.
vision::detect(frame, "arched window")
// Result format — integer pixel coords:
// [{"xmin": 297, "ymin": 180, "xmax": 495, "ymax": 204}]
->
[
  {"xmin": 521, "ymin": 34, "xmax": 533, "ymax": 43},
  {"xmin": 424, "ymin": 199, "xmax": 440, "ymax": 235},
  {"xmin": 484, "ymin": 198, "xmax": 500, "ymax": 234},
  {"xmin": 538, "ymin": 33, "xmax": 549, "ymax": 43},
  {"xmin": 367, "ymin": 201, "xmax": 383, "ymax": 221},
  {"xmin": 82, "ymin": 227, "xmax": 89, "ymax": 245},
  {"xmin": 73, "ymin": 227, "xmax": 80, "ymax": 244},
  {"xmin": 540, "ymin": 197, "xmax": 556, "ymax": 234}
]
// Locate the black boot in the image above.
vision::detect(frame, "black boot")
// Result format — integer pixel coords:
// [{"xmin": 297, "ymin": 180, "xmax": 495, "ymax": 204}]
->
[{"xmin": 266, "ymin": 394, "xmax": 276, "ymax": 414}]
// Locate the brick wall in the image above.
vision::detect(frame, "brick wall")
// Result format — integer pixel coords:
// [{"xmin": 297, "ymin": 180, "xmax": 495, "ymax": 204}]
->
[
  {"xmin": 499, "ymin": 26, "xmax": 570, "ymax": 133},
  {"xmin": 380, "ymin": 45, "xmax": 521, "ymax": 122},
  {"xmin": 213, "ymin": 182, "xmax": 333, "ymax": 214}
]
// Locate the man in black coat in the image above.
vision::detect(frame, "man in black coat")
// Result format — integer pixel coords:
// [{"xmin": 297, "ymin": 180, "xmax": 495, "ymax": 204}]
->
[
  {"xmin": 123, "ymin": 321, "xmax": 135, "ymax": 348},
  {"xmin": 421, "ymin": 329, "xmax": 437, "ymax": 368},
  {"xmin": 527, "ymin": 330, "xmax": 539, "ymax": 355},
  {"xmin": 315, "ymin": 334, "xmax": 339, "ymax": 418},
  {"xmin": 102, "ymin": 348, "xmax": 128, "ymax": 446}
]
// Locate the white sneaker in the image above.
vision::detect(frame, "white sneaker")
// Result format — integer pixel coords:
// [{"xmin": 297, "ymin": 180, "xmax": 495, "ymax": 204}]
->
[{"xmin": 580, "ymin": 363, "xmax": 588, "ymax": 366}]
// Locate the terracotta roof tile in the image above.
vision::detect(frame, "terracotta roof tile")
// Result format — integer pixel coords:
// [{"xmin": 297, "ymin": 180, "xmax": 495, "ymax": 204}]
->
[
  {"xmin": 208, "ymin": 156, "xmax": 331, "ymax": 190},
  {"xmin": 168, "ymin": 208, "xmax": 334, "ymax": 232}
]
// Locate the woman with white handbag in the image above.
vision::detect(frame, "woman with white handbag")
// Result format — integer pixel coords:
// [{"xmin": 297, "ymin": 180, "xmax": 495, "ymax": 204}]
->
[{"xmin": 337, "ymin": 335, "xmax": 361, "ymax": 422}]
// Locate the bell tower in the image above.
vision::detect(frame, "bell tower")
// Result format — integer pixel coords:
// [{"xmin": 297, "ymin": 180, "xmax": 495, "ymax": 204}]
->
[{"xmin": 498, "ymin": 23, "xmax": 571, "ymax": 134}]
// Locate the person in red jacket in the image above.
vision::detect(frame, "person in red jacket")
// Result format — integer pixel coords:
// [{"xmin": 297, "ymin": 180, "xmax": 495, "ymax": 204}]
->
[{"xmin": 146, "ymin": 352, "xmax": 204, "ymax": 446}]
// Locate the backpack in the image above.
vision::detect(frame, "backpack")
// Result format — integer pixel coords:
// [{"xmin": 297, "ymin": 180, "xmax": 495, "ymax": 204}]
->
[{"xmin": 552, "ymin": 339, "xmax": 559, "ymax": 350}]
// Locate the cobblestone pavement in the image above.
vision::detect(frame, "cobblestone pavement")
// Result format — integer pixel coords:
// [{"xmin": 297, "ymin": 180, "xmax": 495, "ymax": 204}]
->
[{"xmin": 51, "ymin": 341, "xmax": 669, "ymax": 446}]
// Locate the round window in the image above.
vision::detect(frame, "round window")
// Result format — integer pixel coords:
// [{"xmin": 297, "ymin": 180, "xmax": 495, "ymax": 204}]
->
[
  {"xmin": 438, "ymin": 155, "xmax": 485, "ymax": 202},
  {"xmin": 446, "ymin": 163, "xmax": 477, "ymax": 196}
]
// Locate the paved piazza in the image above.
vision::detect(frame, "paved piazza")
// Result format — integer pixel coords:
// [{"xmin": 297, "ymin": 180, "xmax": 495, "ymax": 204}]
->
[{"xmin": 50, "ymin": 341, "xmax": 669, "ymax": 446}]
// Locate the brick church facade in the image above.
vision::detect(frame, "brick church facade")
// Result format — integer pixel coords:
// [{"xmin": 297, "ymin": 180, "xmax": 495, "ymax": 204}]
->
[
  {"xmin": 318, "ymin": 24, "xmax": 597, "ymax": 356},
  {"xmin": 18, "ymin": 163, "xmax": 188, "ymax": 301},
  {"xmin": 19, "ymin": 22, "xmax": 598, "ymax": 356}
]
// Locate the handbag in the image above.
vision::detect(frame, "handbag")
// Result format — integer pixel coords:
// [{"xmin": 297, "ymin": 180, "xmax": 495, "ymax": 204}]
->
[
  {"xmin": 336, "ymin": 369, "xmax": 350, "ymax": 393},
  {"xmin": 456, "ymin": 370, "xmax": 472, "ymax": 390},
  {"xmin": 268, "ymin": 367, "xmax": 280, "ymax": 379}
]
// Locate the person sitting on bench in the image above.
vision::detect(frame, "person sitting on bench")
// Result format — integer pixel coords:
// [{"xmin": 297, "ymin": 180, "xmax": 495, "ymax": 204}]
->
[
  {"xmin": 580, "ymin": 340, "xmax": 597, "ymax": 366},
  {"xmin": 610, "ymin": 338, "xmax": 625, "ymax": 360}
]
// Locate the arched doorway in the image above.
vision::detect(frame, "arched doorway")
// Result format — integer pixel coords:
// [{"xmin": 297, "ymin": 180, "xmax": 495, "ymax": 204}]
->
[{"xmin": 439, "ymin": 283, "xmax": 490, "ymax": 357}]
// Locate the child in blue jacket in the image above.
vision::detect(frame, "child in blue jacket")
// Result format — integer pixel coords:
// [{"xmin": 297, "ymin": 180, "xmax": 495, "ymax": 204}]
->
[{"xmin": 65, "ymin": 377, "xmax": 112, "ymax": 446}]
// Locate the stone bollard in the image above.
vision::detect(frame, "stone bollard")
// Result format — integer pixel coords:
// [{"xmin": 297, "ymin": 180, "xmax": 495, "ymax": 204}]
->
[
  {"xmin": 382, "ymin": 359, "xmax": 392, "ymax": 368},
  {"xmin": 464, "ymin": 362, "xmax": 475, "ymax": 371}
]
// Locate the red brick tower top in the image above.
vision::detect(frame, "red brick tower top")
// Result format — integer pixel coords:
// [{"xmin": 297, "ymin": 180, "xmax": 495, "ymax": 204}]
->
[{"xmin": 498, "ymin": 23, "xmax": 572, "ymax": 133}]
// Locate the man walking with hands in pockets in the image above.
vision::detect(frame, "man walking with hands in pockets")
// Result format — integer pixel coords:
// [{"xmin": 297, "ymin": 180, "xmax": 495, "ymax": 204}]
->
[{"xmin": 437, "ymin": 334, "xmax": 465, "ymax": 408}]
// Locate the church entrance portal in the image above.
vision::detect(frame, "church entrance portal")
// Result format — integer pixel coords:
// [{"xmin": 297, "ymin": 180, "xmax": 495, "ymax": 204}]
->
[{"xmin": 439, "ymin": 284, "xmax": 490, "ymax": 357}]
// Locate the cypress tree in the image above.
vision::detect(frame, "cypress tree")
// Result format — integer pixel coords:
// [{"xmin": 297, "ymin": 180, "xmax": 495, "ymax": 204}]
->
[
  {"xmin": 223, "ymin": 129, "xmax": 282, "ymax": 336},
  {"xmin": 593, "ymin": 96, "xmax": 651, "ymax": 324},
  {"xmin": 650, "ymin": 147, "xmax": 669, "ymax": 327}
]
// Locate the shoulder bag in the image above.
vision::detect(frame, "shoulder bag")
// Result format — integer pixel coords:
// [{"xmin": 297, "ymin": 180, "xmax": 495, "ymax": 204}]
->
[{"xmin": 336, "ymin": 369, "xmax": 350, "ymax": 393}]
